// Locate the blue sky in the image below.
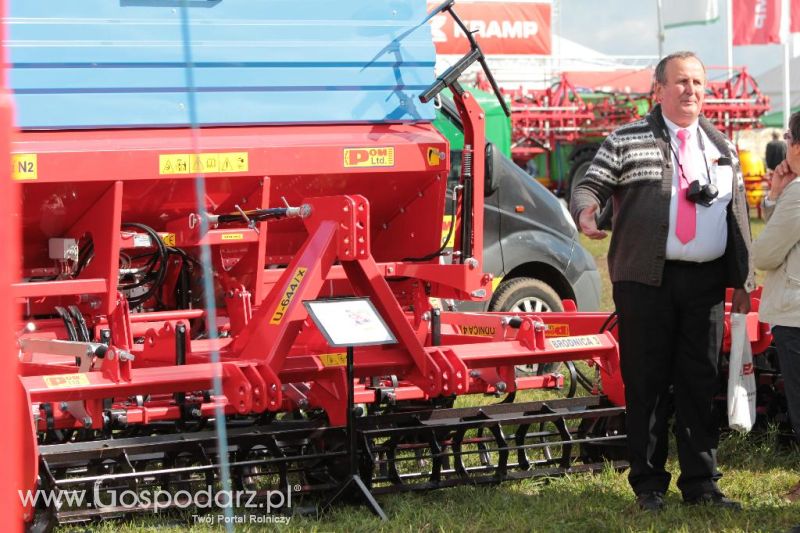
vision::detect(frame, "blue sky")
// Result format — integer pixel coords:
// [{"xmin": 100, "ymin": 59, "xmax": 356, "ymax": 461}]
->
[{"xmin": 560, "ymin": 0, "xmax": 787, "ymax": 80}]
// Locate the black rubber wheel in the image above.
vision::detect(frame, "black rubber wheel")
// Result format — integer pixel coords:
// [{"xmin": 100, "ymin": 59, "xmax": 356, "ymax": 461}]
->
[
  {"xmin": 489, "ymin": 277, "xmax": 563, "ymax": 376},
  {"xmin": 488, "ymin": 277, "xmax": 563, "ymax": 313}
]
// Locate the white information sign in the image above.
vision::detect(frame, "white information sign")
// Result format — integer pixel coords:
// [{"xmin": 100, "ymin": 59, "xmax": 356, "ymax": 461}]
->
[{"xmin": 303, "ymin": 298, "xmax": 397, "ymax": 348}]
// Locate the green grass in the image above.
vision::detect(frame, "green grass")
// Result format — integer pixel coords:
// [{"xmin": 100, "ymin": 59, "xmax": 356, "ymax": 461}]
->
[{"xmin": 60, "ymin": 217, "xmax": 800, "ymax": 533}]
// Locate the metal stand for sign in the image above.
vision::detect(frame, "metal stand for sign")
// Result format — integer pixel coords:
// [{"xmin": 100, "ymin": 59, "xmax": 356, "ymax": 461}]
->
[
  {"xmin": 321, "ymin": 344, "xmax": 387, "ymax": 520},
  {"xmin": 304, "ymin": 297, "xmax": 396, "ymax": 521}
]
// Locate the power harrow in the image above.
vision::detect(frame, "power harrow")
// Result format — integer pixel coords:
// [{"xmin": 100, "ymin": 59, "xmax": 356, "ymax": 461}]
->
[{"xmin": 3, "ymin": 1, "xmax": 775, "ymax": 530}]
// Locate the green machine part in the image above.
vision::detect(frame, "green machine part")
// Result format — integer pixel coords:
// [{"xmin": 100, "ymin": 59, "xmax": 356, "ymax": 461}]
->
[{"xmin": 433, "ymin": 86, "xmax": 512, "ymax": 158}]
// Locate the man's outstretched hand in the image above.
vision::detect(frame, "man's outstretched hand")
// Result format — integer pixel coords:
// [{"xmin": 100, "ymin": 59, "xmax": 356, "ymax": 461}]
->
[{"xmin": 578, "ymin": 204, "xmax": 608, "ymax": 240}]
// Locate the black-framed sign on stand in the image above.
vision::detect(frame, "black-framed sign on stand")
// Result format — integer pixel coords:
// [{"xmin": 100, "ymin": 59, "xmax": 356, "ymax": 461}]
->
[{"xmin": 304, "ymin": 297, "xmax": 396, "ymax": 521}]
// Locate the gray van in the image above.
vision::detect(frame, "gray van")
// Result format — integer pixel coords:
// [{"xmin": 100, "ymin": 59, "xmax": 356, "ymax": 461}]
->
[{"xmin": 436, "ymin": 97, "xmax": 602, "ymax": 313}]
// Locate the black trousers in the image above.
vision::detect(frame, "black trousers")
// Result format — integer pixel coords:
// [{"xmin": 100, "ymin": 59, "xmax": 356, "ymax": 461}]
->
[
  {"xmin": 773, "ymin": 325, "xmax": 800, "ymax": 439},
  {"xmin": 613, "ymin": 258, "xmax": 726, "ymax": 499}
]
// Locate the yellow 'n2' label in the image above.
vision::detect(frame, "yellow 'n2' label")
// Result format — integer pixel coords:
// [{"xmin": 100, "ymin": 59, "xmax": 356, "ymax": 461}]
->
[
  {"xmin": 12, "ymin": 154, "xmax": 38, "ymax": 180},
  {"xmin": 343, "ymin": 147, "xmax": 395, "ymax": 168},
  {"xmin": 270, "ymin": 268, "xmax": 307, "ymax": 324}
]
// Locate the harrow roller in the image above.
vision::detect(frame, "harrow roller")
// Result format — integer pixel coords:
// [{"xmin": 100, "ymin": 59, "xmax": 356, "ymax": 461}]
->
[{"xmin": 31, "ymin": 395, "xmax": 625, "ymax": 528}]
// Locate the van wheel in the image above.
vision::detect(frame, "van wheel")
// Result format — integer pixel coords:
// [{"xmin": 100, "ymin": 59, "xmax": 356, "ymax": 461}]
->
[
  {"xmin": 489, "ymin": 277, "xmax": 564, "ymax": 377},
  {"xmin": 488, "ymin": 277, "xmax": 563, "ymax": 313}
]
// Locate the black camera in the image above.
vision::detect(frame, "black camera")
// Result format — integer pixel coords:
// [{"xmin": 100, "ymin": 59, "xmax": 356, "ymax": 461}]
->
[{"xmin": 686, "ymin": 180, "xmax": 718, "ymax": 207}]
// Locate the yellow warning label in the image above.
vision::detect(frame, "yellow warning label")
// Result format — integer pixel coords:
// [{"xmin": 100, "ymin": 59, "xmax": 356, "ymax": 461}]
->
[
  {"xmin": 427, "ymin": 147, "xmax": 441, "ymax": 166},
  {"xmin": 270, "ymin": 268, "xmax": 307, "ymax": 324},
  {"xmin": 319, "ymin": 352, "xmax": 347, "ymax": 367},
  {"xmin": 343, "ymin": 147, "xmax": 395, "ymax": 168},
  {"xmin": 159, "ymin": 152, "xmax": 249, "ymax": 175},
  {"xmin": 549, "ymin": 335, "xmax": 602, "ymax": 351},
  {"xmin": 221, "ymin": 233, "xmax": 244, "ymax": 241},
  {"xmin": 43, "ymin": 374, "xmax": 90, "ymax": 389},
  {"xmin": 546, "ymin": 324, "xmax": 571, "ymax": 337},
  {"xmin": 161, "ymin": 233, "xmax": 176, "ymax": 247},
  {"xmin": 12, "ymin": 154, "xmax": 38, "ymax": 180}
]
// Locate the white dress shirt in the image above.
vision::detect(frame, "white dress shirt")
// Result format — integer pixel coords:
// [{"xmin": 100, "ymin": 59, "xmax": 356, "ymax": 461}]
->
[{"xmin": 663, "ymin": 116, "xmax": 732, "ymax": 262}]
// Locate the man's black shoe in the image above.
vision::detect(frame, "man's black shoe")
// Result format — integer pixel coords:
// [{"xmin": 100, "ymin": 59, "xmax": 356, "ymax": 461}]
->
[
  {"xmin": 683, "ymin": 492, "xmax": 742, "ymax": 510},
  {"xmin": 636, "ymin": 491, "xmax": 665, "ymax": 512}
]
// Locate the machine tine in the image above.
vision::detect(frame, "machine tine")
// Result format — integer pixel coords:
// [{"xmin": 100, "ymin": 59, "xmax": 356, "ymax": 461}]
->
[
  {"xmin": 451, "ymin": 428, "xmax": 468, "ymax": 479},
  {"xmin": 427, "ymin": 431, "xmax": 443, "ymax": 486},
  {"xmin": 515, "ymin": 423, "xmax": 532, "ymax": 471},
  {"xmin": 489, "ymin": 424, "xmax": 509, "ymax": 479}
]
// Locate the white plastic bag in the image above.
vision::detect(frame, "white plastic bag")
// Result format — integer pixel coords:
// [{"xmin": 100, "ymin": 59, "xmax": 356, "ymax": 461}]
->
[{"xmin": 727, "ymin": 312, "xmax": 757, "ymax": 433}]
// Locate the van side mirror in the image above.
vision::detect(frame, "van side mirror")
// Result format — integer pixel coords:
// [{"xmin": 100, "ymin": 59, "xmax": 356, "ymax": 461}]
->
[{"xmin": 485, "ymin": 142, "xmax": 501, "ymax": 196}]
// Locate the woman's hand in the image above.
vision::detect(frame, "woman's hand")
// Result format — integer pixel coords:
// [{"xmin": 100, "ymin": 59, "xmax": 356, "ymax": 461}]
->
[{"xmin": 767, "ymin": 160, "xmax": 796, "ymax": 201}]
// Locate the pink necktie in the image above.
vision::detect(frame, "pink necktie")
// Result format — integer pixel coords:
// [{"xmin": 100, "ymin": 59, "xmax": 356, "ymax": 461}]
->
[{"xmin": 675, "ymin": 128, "xmax": 696, "ymax": 244}]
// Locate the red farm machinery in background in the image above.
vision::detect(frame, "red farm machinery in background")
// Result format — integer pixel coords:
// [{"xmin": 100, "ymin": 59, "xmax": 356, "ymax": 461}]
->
[
  {"xmin": 4, "ymin": 1, "xmax": 776, "ymax": 530},
  {"xmin": 478, "ymin": 66, "xmax": 771, "ymax": 204}
]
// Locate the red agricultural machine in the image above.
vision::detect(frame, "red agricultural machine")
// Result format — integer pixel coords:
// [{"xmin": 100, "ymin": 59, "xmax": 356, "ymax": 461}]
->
[
  {"xmin": 10, "ymin": 2, "xmax": 631, "ymax": 528},
  {"xmin": 3, "ymin": 1, "xmax": 777, "ymax": 531},
  {"xmin": 484, "ymin": 66, "xmax": 771, "ymax": 198}
]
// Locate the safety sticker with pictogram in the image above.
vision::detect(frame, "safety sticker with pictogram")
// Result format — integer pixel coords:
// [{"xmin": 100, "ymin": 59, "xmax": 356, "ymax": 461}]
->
[{"xmin": 159, "ymin": 152, "xmax": 249, "ymax": 175}]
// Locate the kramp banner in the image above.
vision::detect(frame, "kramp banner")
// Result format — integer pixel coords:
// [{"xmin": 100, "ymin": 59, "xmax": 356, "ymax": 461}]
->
[
  {"xmin": 732, "ymin": 0, "xmax": 782, "ymax": 45},
  {"xmin": 428, "ymin": 1, "xmax": 551, "ymax": 55}
]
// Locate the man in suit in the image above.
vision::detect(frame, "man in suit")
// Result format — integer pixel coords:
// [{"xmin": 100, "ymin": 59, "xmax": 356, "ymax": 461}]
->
[{"xmin": 570, "ymin": 51, "xmax": 753, "ymax": 511}]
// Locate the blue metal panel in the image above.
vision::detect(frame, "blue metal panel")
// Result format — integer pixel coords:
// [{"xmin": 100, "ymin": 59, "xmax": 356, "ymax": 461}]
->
[{"xmin": 6, "ymin": 0, "xmax": 437, "ymax": 129}]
